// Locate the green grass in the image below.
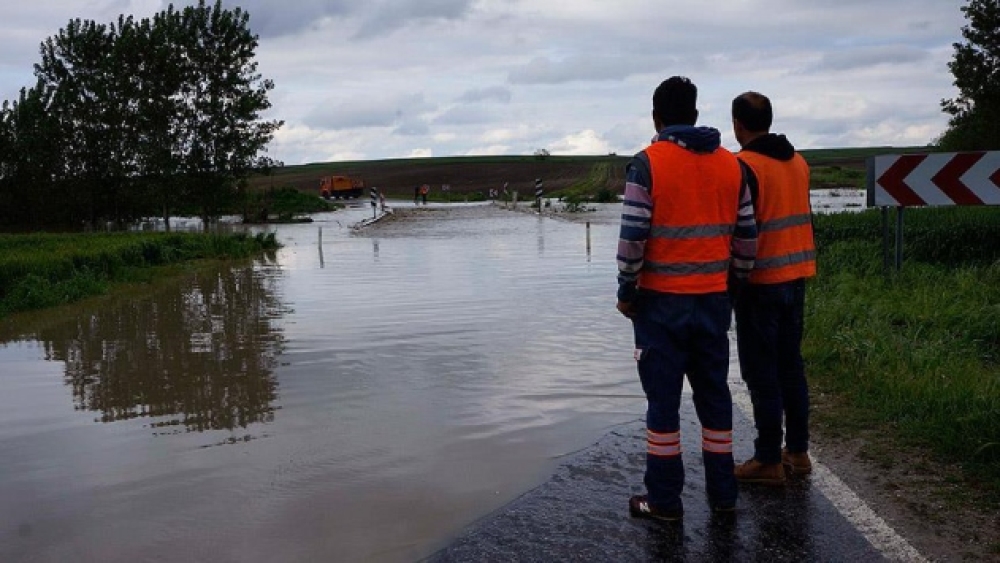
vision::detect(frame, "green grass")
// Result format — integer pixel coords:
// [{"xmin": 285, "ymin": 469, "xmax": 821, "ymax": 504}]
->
[
  {"xmin": 554, "ymin": 162, "xmax": 618, "ymax": 201},
  {"xmin": 799, "ymin": 145, "xmax": 936, "ymax": 165},
  {"xmin": 244, "ymin": 186, "xmax": 336, "ymax": 222},
  {"xmin": 806, "ymin": 207, "xmax": 1000, "ymax": 501},
  {"xmin": 0, "ymin": 231, "xmax": 279, "ymax": 318},
  {"xmin": 810, "ymin": 165, "xmax": 866, "ymax": 189}
]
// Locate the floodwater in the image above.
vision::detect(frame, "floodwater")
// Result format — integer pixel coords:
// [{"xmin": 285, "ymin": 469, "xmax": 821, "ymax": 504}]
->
[
  {"xmin": 0, "ymin": 202, "xmax": 643, "ymax": 563},
  {"xmin": 0, "ymin": 194, "xmax": 865, "ymax": 563}
]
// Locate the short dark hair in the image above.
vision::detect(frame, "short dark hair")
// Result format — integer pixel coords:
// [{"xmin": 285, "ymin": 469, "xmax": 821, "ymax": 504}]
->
[
  {"xmin": 653, "ymin": 76, "xmax": 698, "ymax": 127},
  {"xmin": 732, "ymin": 91, "xmax": 772, "ymax": 133}
]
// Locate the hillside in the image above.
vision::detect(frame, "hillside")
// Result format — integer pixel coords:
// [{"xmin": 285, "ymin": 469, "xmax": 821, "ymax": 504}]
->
[
  {"xmin": 249, "ymin": 146, "xmax": 936, "ymax": 197},
  {"xmin": 249, "ymin": 155, "xmax": 629, "ymax": 199}
]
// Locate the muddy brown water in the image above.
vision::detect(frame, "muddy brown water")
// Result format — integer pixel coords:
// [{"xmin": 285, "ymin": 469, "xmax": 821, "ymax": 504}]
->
[
  {"xmin": 0, "ymin": 195, "xmax": 866, "ymax": 562},
  {"xmin": 0, "ymin": 203, "xmax": 643, "ymax": 562}
]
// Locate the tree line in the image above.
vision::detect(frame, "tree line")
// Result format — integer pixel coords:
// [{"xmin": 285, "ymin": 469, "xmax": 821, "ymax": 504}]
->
[
  {"xmin": 0, "ymin": 1, "xmax": 282, "ymax": 230},
  {"xmin": 939, "ymin": 0, "xmax": 1000, "ymax": 151}
]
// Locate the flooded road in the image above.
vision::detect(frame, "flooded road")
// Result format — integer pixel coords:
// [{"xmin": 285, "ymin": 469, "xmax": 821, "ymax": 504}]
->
[
  {"xmin": 1, "ymin": 193, "xmax": 895, "ymax": 563},
  {"xmin": 0, "ymin": 203, "xmax": 643, "ymax": 562}
]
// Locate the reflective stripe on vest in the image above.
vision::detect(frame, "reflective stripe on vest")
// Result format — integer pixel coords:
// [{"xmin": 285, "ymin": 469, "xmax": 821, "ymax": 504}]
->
[
  {"xmin": 738, "ymin": 151, "xmax": 817, "ymax": 284},
  {"xmin": 638, "ymin": 141, "xmax": 742, "ymax": 294}
]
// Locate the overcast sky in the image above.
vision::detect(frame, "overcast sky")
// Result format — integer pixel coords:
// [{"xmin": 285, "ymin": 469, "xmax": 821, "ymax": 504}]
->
[{"xmin": 0, "ymin": 0, "xmax": 968, "ymax": 164}]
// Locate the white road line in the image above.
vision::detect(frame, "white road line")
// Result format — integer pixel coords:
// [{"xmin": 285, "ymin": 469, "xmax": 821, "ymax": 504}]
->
[{"xmin": 727, "ymin": 335, "xmax": 928, "ymax": 562}]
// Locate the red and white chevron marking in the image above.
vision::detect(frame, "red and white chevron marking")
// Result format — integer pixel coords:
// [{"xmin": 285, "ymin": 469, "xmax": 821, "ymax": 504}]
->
[{"xmin": 871, "ymin": 151, "xmax": 1000, "ymax": 207}]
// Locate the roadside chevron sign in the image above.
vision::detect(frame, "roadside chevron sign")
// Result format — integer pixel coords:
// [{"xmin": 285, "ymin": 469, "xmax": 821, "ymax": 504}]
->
[{"xmin": 869, "ymin": 151, "xmax": 1000, "ymax": 207}]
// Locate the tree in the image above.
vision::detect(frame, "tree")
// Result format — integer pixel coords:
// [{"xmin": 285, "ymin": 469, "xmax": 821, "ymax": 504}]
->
[
  {"xmin": 35, "ymin": 18, "xmax": 121, "ymax": 227},
  {"xmin": 939, "ymin": 0, "xmax": 1000, "ymax": 150},
  {"xmin": 0, "ymin": 85, "xmax": 65, "ymax": 227},
  {"xmin": 172, "ymin": 1, "xmax": 283, "ymax": 227},
  {"xmin": 7, "ymin": 1, "xmax": 282, "ymax": 230}
]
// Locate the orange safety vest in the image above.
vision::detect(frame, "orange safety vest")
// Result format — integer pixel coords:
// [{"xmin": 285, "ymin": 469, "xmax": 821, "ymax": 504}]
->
[
  {"xmin": 738, "ymin": 151, "xmax": 816, "ymax": 284},
  {"xmin": 638, "ymin": 141, "xmax": 743, "ymax": 294}
]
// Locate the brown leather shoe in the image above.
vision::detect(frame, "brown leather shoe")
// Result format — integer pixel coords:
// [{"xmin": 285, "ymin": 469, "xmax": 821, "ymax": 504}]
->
[
  {"xmin": 734, "ymin": 459, "xmax": 786, "ymax": 485},
  {"xmin": 782, "ymin": 449, "xmax": 813, "ymax": 476}
]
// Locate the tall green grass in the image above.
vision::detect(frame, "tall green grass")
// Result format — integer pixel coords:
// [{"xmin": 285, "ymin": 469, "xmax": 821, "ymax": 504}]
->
[
  {"xmin": 810, "ymin": 165, "xmax": 865, "ymax": 189},
  {"xmin": 807, "ymin": 207, "xmax": 1000, "ymax": 498},
  {"xmin": 0, "ymin": 231, "xmax": 279, "ymax": 318}
]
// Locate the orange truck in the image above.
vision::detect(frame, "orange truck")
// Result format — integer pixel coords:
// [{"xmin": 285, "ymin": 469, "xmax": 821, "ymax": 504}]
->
[{"xmin": 319, "ymin": 175, "xmax": 365, "ymax": 199}]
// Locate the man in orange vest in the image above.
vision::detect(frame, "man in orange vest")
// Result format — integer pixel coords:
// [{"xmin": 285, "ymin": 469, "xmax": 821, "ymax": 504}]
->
[
  {"xmin": 730, "ymin": 91, "xmax": 817, "ymax": 485},
  {"xmin": 617, "ymin": 76, "xmax": 757, "ymax": 521}
]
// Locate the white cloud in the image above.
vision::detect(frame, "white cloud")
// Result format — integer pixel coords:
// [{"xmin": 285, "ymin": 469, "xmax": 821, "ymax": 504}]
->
[
  {"xmin": 407, "ymin": 148, "xmax": 433, "ymax": 158},
  {"xmin": 548, "ymin": 129, "xmax": 612, "ymax": 156}
]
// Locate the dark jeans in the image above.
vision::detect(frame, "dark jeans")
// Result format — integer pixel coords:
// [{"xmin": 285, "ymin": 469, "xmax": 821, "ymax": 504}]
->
[
  {"xmin": 632, "ymin": 291, "xmax": 737, "ymax": 511},
  {"xmin": 734, "ymin": 279, "xmax": 809, "ymax": 464}
]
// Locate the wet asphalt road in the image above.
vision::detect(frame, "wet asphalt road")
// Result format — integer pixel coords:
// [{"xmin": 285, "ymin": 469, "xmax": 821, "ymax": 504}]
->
[
  {"xmin": 429, "ymin": 403, "xmax": 890, "ymax": 562},
  {"xmin": 423, "ymin": 201, "xmax": 924, "ymax": 562}
]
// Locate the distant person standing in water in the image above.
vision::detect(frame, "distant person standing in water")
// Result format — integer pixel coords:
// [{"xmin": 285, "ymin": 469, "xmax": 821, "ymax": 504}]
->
[
  {"xmin": 617, "ymin": 76, "xmax": 757, "ymax": 522},
  {"xmin": 730, "ymin": 91, "xmax": 817, "ymax": 485}
]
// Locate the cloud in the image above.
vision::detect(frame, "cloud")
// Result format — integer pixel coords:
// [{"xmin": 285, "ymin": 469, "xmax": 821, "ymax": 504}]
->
[
  {"xmin": 172, "ymin": 0, "xmax": 474, "ymax": 39},
  {"xmin": 547, "ymin": 129, "xmax": 612, "ymax": 156},
  {"xmin": 305, "ymin": 93, "xmax": 436, "ymax": 130},
  {"xmin": 463, "ymin": 144, "xmax": 511, "ymax": 156},
  {"xmin": 508, "ymin": 54, "xmax": 667, "ymax": 85},
  {"xmin": 455, "ymin": 86, "xmax": 511, "ymax": 104},
  {"xmin": 170, "ymin": 0, "xmax": 356, "ymax": 38},
  {"xmin": 0, "ymin": 0, "xmax": 969, "ymax": 164},
  {"xmin": 394, "ymin": 118, "xmax": 430, "ymax": 136},
  {"xmin": 806, "ymin": 45, "xmax": 932, "ymax": 73},
  {"xmin": 354, "ymin": 0, "xmax": 476, "ymax": 37},
  {"xmin": 433, "ymin": 105, "xmax": 498, "ymax": 126},
  {"xmin": 407, "ymin": 148, "xmax": 433, "ymax": 158}
]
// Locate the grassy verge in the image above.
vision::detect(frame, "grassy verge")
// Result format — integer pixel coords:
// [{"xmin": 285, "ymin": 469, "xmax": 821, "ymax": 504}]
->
[
  {"xmin": 0, "ymin": 231, "xmax": 279, "ymax": 318},
  {"xmin": 806, "ymin": 207, "xmax": 1000, "ymax": 504}
]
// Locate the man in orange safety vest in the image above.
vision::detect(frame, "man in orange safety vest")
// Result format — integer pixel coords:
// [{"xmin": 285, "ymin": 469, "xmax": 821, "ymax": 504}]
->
[{"xmin": 730, "ymin": 91, "xmax": 817, "ymax": 485}]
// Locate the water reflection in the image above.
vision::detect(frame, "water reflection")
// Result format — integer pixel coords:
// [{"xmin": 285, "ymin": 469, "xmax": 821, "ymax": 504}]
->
[{"xmin": 29, "ymin": 261, "xmax": 287, "ymax": 433}]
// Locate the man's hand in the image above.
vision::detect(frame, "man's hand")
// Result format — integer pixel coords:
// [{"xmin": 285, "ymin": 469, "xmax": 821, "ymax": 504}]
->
[{"xmin": 617, "ymin": 300, "xmax": 635, "ymax": 319}]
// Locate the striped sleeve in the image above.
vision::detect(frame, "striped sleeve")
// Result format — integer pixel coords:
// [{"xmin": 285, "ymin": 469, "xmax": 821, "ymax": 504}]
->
[
  {"xmin": 730, "ymin": 161, "xmax": 758, "ymax": 280},
  {"xmin": 617, "ymin": 154, "xmax": 652, "ymax": 302}
]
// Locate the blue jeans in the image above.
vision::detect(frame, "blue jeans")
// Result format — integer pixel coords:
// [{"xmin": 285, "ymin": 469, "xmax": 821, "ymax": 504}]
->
[
  {"xmin": 632, "ymin": 291, "xmax": 737, "ymax": 511},
  {"xmin": 734, "ymin": 279, "xmax": 809, "ymax": 464}
]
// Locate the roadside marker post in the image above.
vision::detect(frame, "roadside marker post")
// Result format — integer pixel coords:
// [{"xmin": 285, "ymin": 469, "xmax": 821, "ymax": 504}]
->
[
  {"xmin": 370, "ymin": 187, "xmax": 379, "ymax": 219},
  {"xmin": 535, "ymin": 178, "xmax": 544, "ymax": 214},
  {"xmin": 867, "ymin": 151, "xmax": 1000, "ymax": 272}
]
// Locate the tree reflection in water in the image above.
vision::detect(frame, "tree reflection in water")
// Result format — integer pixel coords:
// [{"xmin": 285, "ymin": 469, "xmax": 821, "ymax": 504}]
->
[{"xmin": 34, "ymin": 261, "xmax": 286, "ymax": 434}]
